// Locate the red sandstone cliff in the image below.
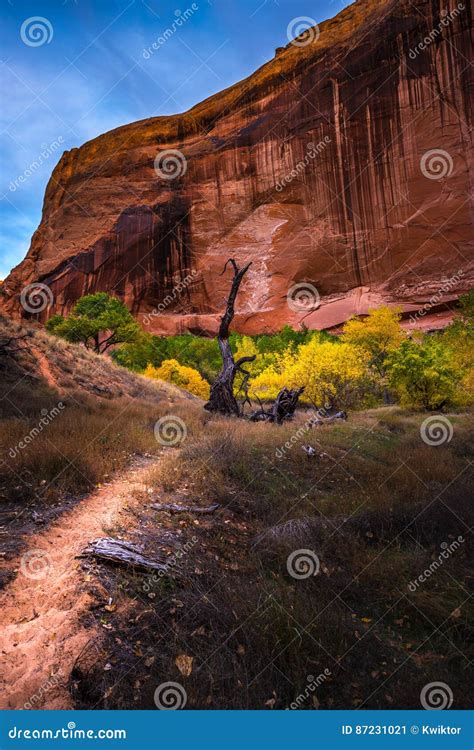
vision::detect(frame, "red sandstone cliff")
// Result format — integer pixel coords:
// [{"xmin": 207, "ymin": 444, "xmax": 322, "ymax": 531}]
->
[{"xmin": 1, "ymin": 0, "xmax": 473, "ymax": 334}]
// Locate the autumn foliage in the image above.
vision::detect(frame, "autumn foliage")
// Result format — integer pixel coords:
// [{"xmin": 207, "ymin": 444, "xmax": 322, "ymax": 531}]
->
[
  {"xmin": 46, "ymin": 293, "xmax": 474, "ymax": 411},
  {"xmin": 144, "ymin": 359, "xmax": 210, "ymax": 399}
]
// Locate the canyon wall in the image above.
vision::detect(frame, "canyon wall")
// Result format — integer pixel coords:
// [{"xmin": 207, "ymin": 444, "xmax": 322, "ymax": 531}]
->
[{"xmin": 2, "ymin": 0, "xmax": 473, "ymax": 334}]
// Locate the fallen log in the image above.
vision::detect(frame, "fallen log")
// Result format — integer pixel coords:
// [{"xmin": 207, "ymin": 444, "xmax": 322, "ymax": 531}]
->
[
  {"xmin": 309, "ymin": 410, "xmax": 347, "ymax": 427},
  {"xmin": 80, "ymin": 537, "xmax": 168, "ymax": 572},
  {"xmin": 151, "ymin": 502, "xmax": 220, "ymax": 514}
]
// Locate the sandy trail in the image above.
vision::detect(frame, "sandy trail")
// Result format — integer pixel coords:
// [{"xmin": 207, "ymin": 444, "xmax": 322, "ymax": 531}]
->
[{"xmin": 0, "ymin": 456, "xmax": 155, "ymax": 709}]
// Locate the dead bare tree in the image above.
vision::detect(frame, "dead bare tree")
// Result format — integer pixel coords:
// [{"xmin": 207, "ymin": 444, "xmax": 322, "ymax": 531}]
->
[
  {"xmin": 204, "ymin": 259, "xmax": 256, "ymax": 416},
  {"xmin": 204, "ymin": 258, "xmax": 305, "ymax": 422},
  {"xmin": 249, "ymin": 386, "xmax": 305, "ymax": 424}
]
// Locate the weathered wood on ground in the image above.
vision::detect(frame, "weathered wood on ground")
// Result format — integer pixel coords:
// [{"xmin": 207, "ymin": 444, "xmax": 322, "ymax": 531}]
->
[
  {"xmin": 309, "ymin": 410, "xmax": 348, "ymax": 427},
  {"xmin": 80, "ymin": 537, "xmax": 167, "ymax": 572},
  {"xmin": 151, "ymin": 502, "xmax": 220, "ymax": 514}
]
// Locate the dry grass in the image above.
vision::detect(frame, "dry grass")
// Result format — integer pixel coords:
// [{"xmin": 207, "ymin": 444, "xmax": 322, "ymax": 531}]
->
[
  {"xmin": 1, "ymin": 399, "xmax": 157, "ymax": 501},
  {"xmin": 74, "ymin": 407, "xmax": 473, "ymax": 710},
  {"xmin": 0, "ymin": 317, "xmax": 197, "ymax": 561}
]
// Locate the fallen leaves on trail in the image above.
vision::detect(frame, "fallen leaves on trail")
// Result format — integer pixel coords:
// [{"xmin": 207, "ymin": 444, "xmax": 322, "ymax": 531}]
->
[{"xmin": 175, "ymin": 653, "xmax": 194, "ymax": 677}]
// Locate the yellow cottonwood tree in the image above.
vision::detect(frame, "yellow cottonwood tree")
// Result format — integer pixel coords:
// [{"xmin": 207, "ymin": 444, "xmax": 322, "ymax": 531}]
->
[
  {"xmin": 289, "ymin": 339, "xmax": 367, "ymax": 408},
  {"xmin": 343, "ymin": 306, "xmax": 404, "ymax": 402},
  {"xmin": 343, "ymin": 306, "xmax": 404, "ymax": 378},
  {"xmin": 249, "ymin": 365, "xmax": 289, "ymax": 401},
  {"xmin": 249, "ymin": 340, "xmax": 366, "ymax": 409}
]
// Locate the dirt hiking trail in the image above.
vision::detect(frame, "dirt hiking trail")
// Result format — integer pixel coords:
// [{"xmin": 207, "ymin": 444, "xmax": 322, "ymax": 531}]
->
[{"xmin": 0, "ymin": 456, "xmax": 156, "ymax": 709}]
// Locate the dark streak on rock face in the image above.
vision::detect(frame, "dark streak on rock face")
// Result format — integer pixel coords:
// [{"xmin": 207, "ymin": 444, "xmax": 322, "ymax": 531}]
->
[
  {"xmin": 2, "ymin": 0, "xmax": 473, "ymax": 334},
  {"xmin": 30, "ymin": 196, "xmax": 196, "ymax": 320}
]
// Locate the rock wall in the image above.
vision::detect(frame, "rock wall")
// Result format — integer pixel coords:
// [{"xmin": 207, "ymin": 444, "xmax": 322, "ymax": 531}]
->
[{"xmin": 2, "ymin": 0, "xmax": 473, "ymax": 334}]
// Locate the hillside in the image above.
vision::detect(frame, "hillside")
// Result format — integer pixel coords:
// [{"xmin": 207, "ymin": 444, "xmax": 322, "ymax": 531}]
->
[
  {"xmin": 1, "ymin": 0, "xmax": 472, "ymax": 334},
  {"xmin": 0, "ymin": 317, "xmax": 195, "ymax": 576}
]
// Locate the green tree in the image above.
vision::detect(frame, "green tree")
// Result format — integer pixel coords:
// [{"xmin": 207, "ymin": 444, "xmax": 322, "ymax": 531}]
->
[
  {"xmin": 112, "ymin": 332, "xmax": 170, "ymax": 371},
  {"xmin": 388, "ymin": 337, "xmax": 459, "ymax": 410},
  {"xmin": 343, "ymin": 306, "xmax": 404, "ymax": 402},
  {"xmin": 441, "ymin": 291, "xmax": 474, "ymax": 405},
  {"xmin": 46, "ymin": 293, "xmax": 140, "ymax": 354}
]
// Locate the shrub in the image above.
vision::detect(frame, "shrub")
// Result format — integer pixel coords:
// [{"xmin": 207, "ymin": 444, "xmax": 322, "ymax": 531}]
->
[
  {"xmin": 114, "ymin": 333, "xmax": 223, "ymax": 381},
  {"xmin": 290, "ymin": 338, "xmax": 367, "ymax": 408},
  {"xmin": 144, "ymin": 359, "xmax": 210, "ymax": 399},
  {"xmin": 249, "ymin": 364, "xmax": 288, "ymax": 401}
]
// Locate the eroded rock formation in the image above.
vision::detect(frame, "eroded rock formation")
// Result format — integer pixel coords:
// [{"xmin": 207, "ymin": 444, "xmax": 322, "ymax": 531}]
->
[{"xmin": 2, "ymin": 0, "xmax": 473, "ymax": 334}]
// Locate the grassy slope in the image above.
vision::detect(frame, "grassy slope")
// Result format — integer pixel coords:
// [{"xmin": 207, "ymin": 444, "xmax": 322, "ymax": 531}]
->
[
  {"xmin": 0, "ymin": 317, "xmax": 196, "ymax": 572},
  {"xmin": 72, "ymin": 405, "xmax": 473, "ymax": 710}
]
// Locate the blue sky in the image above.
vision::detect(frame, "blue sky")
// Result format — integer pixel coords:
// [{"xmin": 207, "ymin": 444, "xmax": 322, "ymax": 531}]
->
[{"xmin": 0, "ymin": 0, "xmax": 350, "ymax": 279}]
